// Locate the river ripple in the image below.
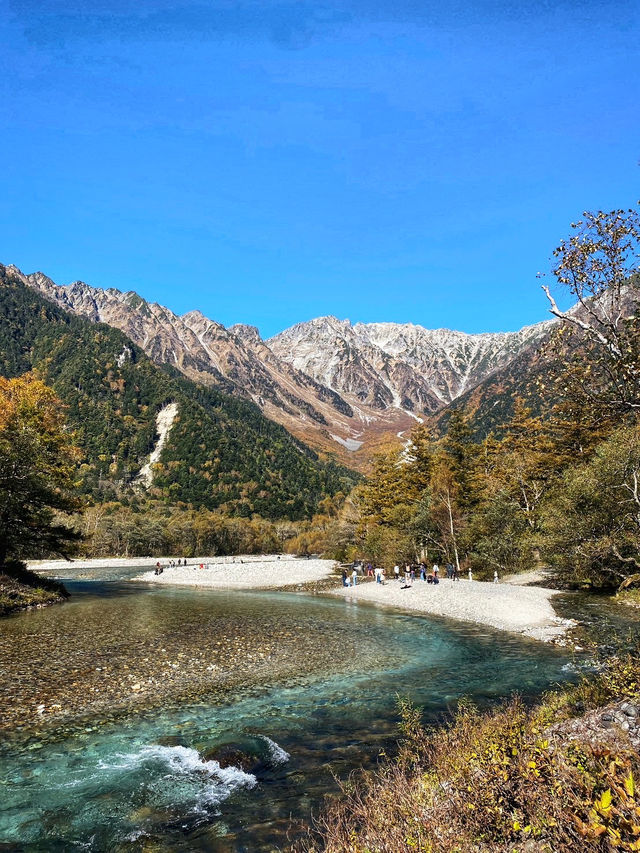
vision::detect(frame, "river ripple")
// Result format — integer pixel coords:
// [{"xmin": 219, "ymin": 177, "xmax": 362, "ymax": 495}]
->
[{"xmin": 0, "ymin": 570, "xmax": 583, "ymax": 851}]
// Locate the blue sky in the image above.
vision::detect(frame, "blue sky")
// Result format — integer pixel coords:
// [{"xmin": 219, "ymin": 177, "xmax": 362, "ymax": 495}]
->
[{"xmin": 1, "ymin": 1, "xmax": 639, "ymax": 338}]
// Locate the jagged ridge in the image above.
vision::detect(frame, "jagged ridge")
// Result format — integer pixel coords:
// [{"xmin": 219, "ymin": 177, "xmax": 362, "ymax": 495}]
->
[{"xmin": 11, "ymin": 265, "xmax": 555, "ymax": 467}]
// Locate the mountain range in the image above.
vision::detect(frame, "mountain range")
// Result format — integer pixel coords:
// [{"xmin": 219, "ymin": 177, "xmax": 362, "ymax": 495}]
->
[
  {"xmin": 9, "ymin": 264, "xmax": 555, "ymax": 468},
  {"xmin": 0, "ymin": 265, "xmax": 356, "ymax": 519}
]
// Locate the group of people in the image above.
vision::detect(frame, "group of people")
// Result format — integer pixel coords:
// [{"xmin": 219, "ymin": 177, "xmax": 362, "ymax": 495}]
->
[
  {"xmin": 390, "ymin": 561, "xmax": 462, "ymax": 587},
  {"xmin": 340, "ymin": 559, "xmax": 497, "ymax": 589},
  {"xmin": 154, "ymin": 558, "xmax": 190, "ymax": 575},
  {"xmin": 393, "ymin": 562, "xmax": 449, "ymax": 588},
  {"xmin": 342, "ymin": 566, "xmax": 366, "ymax": 586}
]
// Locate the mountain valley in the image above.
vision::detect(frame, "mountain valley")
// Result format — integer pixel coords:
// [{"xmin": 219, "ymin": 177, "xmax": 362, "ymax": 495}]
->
[{"xmin": 11, "ymin": 264, "xmax": 556, "ymax": 468}]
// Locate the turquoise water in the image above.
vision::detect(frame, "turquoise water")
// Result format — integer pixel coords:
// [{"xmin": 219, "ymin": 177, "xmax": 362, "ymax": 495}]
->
[{"xmin": 0, "ymin": 572, "xmax": 579, "ymax": 851}]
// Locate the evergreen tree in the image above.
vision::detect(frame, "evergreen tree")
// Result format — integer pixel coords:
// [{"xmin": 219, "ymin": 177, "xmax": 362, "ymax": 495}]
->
[
  {"xmin": 442, "ymin": 409, "xmax": 478, "ymax": 510},
  {"xmin": 543, "ymin": 422, "xmax": 640, "ymax": 589}
]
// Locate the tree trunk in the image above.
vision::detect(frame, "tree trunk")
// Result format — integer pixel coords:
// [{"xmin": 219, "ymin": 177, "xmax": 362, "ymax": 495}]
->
[
  {"xmin": 446, "ymin": 489, "xmax": 461, "ymax": 573},
  {"xmin": 618, "ymin": 573, "xmax": 640, "ymax": 592}
]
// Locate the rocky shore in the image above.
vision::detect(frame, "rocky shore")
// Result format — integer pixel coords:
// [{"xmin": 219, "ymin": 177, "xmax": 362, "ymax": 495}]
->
[
  {"xmin": 133, "ymin": 555, "xmax": 337, "ymax": 588},
  {"xmin": 30, "ymin": 555, "xmax": 338, "ymax": 589},
  {"xmin": 29, "ymin": 555, "xmax": 575, "ymax": 642},
  {"xmin": 331, "ymin": 576, "xmax": 573, "ymax": 642}
]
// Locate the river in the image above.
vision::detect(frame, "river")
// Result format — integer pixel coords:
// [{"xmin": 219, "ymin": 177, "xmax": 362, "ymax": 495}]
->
[{"xmin": 0, "ymin": 566, "xmax": 590, "ymax": 851}]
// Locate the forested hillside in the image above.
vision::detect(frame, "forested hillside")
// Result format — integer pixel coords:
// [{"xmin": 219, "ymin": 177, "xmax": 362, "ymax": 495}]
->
[{"xmin": 0, "ymin": 265, "xmax": 357, "ymax": 519}]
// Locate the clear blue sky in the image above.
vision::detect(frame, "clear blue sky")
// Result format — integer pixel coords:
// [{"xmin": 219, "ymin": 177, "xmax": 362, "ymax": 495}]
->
[{"xmin": 1, "ymin": 1, "xmax": 639, "ymax": 338}]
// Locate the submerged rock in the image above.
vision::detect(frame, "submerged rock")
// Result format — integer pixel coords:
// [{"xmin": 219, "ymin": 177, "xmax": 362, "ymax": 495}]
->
[{"xmin": 202, "ymin": 743, "xmax": 265, "ymax": 774}]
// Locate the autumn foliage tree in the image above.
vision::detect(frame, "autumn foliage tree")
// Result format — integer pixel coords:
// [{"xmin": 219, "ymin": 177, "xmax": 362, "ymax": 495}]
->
[
  {"xmin": 0, "ymin": 373, "xmax": 82, "ymax": 569},
  {"xmin": 541, "ymin": 204, "xmax": 640, "ymax": 414}
]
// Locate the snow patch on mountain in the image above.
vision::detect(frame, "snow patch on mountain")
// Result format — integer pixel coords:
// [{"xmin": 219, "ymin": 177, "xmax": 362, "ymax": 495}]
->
[
  {"xmin": 269, "ymin": 316, "xmax": 554, "ymax": 415},
  {"xmin": 330, "ymin": 434, "xmax": 364, "ymax": 452}
]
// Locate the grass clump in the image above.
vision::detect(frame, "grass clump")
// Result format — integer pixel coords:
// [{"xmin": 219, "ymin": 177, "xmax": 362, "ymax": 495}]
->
[
  {"xmin": 297, "ymin": 656, "xmax": 640, "ymax": 852},
  {"xmin": 617, "ymin": 589, "xmax": 640, "ymax": 609}
]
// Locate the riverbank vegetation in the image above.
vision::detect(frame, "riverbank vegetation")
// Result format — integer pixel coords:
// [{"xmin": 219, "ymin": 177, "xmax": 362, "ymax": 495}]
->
[
  {"xmin": 347, "ymin": 402, "xmax": 640, "ymax": 590},
  {"xmin": 297, "ymin": 653, "xmax": 640, "ymax": 852},
  {"xmin": 0, "ymin": 559, "xmax": 68, "ymax": 616},
  {"xmin": 0, "ymin": 373, "xmax": 80, "ymax": 612}
]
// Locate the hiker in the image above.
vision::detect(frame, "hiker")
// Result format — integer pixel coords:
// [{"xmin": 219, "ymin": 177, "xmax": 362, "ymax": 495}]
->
[
  {"xmin": 352, "ymin": 568, "xmax": 358, "ymax": 586},
  {"xmin": 494, "ymin": 570, "xmax": 499, "ymax": 584},
  {"xmin": 342, "ymin": 568, "xmax": 348, "ymax": 587},
  {"xmin": 394, "ymin": 565, "xmax": 400, "ymax": 581}
]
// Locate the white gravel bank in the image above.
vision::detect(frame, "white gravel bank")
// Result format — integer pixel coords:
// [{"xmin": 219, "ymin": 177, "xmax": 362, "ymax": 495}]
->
[
  {"xmin": 134, "ymin": 555, "xmax": 336, "ymax": 588},
  {"xmin": 29, "ymin": 554, "xmax": 336, "ymax": 588},
  {"xmin": 29, "ymin": 556, "xmax": 572, "ymax": 641},
  {"xmin": 331, "ymin": 578, "xmax": 573, "ymax": 642}
]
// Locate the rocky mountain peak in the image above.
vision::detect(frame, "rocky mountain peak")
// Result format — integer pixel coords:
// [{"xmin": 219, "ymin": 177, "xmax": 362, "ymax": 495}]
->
[
  {"xmin": 269, "ymin": 314, "xmax": 555, "ymax": 410},
  {"xmin": 181, "ymin": 309, "xmax": 226, "ymax": 333},
  {"xmin": 9, "ymin": 260, "xmax": 557, "ymax": 469},
  {"xmin": 229, "ymin": 323, "xmax": 262, "ymax": 343}
]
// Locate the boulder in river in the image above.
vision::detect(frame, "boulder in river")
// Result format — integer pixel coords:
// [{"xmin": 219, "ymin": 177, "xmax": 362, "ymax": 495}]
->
[{"xmin": 203, "ymin": 743, "xmax": 265, "ymax": 774}]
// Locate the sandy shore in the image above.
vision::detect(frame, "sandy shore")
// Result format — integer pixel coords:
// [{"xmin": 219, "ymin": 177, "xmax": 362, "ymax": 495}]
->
[{"xmin": 331, "ymin": 577, "xmax": 573, "ymax": 642}]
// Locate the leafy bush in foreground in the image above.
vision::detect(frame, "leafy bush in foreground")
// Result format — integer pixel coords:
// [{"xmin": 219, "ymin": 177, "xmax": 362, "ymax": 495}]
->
[{"xmin": 297, "ymin": 656, "xmax": 640, "ymax": 852}]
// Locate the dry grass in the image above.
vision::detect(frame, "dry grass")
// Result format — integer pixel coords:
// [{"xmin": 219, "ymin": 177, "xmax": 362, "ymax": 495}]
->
[
  {"xmin": 295, "ymin": 658, "xmax": 640, "ymax": 852},
  {"xmin": 617, "ymin": 589, "xmax": 640, "ymax": 610}
]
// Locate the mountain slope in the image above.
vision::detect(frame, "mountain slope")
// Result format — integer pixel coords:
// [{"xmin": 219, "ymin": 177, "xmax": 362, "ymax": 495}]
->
[
  {"xmin": 428, "ymin": 339, "xmax": 555, "ymax": 438},
  {"xmin": 428, "ymin": 284, "xmax": 640, "ymax": 439},
  {"xmin": 14, "ymin": 267, "xmax": 365, "ymax": 463},
  {"xmin": 0, "ymin": 265, "xmax": 357, "ymax": 519},
  {"xmin": 13, "ymin": 264, "xmax": 554, "ymax": 468},
  {"xmin": 269, "ymin": 316, "xmax": 554, "ymax": 412}
]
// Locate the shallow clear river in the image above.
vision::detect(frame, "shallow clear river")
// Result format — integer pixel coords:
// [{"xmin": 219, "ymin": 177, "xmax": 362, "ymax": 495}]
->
[{"xmin": 0, "ymin": 568, "xmax": 580, "ymax": 852}]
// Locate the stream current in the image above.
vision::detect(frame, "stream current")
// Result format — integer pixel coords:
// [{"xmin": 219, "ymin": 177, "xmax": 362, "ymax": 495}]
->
[{"xmin": 0, "ymin": 566, "xmax": 592, "ymax": 851}]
